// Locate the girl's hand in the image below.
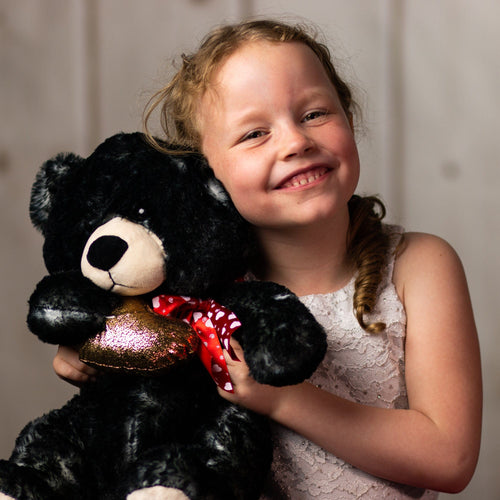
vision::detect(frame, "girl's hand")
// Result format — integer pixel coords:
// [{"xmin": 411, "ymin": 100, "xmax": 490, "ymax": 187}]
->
[
  {"xmin": 53, "ymin": 345, "xmax": 100, "ymax": 387},
  {"xmin": 217, "ymin": 338, "xmax": 284, "ymax": 417}
]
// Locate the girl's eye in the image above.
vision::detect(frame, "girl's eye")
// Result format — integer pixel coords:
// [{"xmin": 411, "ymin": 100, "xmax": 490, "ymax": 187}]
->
[
  {"xmin": 303, "ymin": 110, "xmax": 328, "ymax": 122},
  {"xmin": 240, "ymin": 130, "xmax": 266, "ymax": 142}
]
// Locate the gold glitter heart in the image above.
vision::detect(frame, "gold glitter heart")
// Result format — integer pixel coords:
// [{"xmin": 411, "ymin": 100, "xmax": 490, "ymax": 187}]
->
[{"xmin": 79, "ymin": 297, "xmax": 199, "ymax": 375}]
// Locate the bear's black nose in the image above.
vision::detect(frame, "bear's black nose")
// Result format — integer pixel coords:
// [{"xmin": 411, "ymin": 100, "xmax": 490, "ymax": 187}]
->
[{"xmin": 86, "ymin": 235, "xmax": 129, "ymax": 271}]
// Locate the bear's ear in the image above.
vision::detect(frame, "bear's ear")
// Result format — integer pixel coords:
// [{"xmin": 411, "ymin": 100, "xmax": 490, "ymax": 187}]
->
[{"xmin": 30, "ymin": 152, "xmax": 83, "ymax": 234}]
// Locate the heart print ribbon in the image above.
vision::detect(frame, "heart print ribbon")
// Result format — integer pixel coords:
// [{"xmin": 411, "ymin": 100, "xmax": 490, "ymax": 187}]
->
[{"xmin": 152, "ymin": 295, "xmax": 241, "ymax": 392}]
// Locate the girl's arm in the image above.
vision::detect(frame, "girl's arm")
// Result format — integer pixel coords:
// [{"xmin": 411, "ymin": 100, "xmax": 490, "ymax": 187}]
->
[{"xmin": 219, "ymin": 232, "xmax": 482, "ymax": 493}]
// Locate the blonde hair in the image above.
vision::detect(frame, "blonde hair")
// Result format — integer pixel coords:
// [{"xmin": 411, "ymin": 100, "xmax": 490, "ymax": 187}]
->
[
  {"xmin": 143, "ymin": 19, "xmax": 390, "ymax": 333},
  {"xmin": 347, "ymin": 196, "xmax": 390, "ymax": 333},
  {"xmin": 143, "ymin": 19, "xmax": 357, "ymax": 152}
]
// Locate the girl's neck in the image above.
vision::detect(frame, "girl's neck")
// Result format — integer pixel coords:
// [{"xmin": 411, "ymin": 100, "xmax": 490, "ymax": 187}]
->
[{"xmin": 253, "ymin": 214, "xmax": 353, "ymax": 297}]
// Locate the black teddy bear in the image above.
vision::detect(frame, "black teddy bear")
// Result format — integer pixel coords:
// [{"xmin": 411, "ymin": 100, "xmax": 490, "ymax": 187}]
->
[{"xmin": 0, "ymin": 133, "xmax": 326, "ymax": 500}]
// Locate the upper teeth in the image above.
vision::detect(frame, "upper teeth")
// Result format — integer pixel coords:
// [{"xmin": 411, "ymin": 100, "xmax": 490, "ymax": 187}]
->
[{"xmin": 282, "ymin": 169, "xmax": 326, "ymax": 188}]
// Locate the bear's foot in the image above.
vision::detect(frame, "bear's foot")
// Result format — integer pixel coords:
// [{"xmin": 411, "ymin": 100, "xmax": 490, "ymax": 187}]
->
[{"xmin": 127, "ymin": 486, "xmax": 189, "ymax": 500}]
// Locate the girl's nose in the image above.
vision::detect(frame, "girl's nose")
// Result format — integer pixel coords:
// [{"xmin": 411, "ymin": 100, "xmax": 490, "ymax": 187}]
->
[{"xmin": 280, "ymin": 123, "xmax": 315, "ymax": 160}]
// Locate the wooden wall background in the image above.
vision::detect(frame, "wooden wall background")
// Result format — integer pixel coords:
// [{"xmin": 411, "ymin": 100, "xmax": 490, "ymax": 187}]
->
[{"xmin": 1, "ymin": 1, "xmax": 498, "ymax": 497}]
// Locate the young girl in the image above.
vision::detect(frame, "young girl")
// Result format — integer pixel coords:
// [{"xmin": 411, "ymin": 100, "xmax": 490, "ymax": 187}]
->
[{"xmin": 54, "ymin": 19, "xmax": 482, "ymax": 499}]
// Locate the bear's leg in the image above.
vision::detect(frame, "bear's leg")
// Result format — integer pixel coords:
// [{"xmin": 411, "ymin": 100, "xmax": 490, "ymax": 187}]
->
[
  {"xmin": 198, "ymin": 404, "xmax": 273, "ymax": 499},
  {"xmin": 0, "ymin": 459, "xmax": 62, "ymax": 500},
  {"xmin": 127, "ymin": 486, "xmax": 189, "ymax": 500},
  {"xmin": 123, "ymin": 403, "xmax": 271, "ymax": 500},
  {"xmin": 0, "ymin": 403, "xmax": 88, "ymax": 500},
  {"xmin": 120, "ymin": 445, "xmax": 205, "ymax": 500}
]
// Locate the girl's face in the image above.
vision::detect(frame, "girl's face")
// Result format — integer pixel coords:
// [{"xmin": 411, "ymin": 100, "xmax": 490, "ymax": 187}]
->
[{"xmin": 199, "ymin": 41, "xmax": 360, "ymax": 232}]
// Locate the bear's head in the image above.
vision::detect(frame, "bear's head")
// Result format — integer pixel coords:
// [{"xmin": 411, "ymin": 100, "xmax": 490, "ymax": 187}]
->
[{"xmin": 30, "ymin": 132, "xmax": 251, "ymax": 298}]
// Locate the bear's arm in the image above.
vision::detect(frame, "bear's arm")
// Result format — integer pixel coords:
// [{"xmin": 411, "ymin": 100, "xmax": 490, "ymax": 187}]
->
[
  {"xmin": 213, "ymin": 281, "xmax": 326, "ymax": 387},
  {"xmin": 27, "ymin": 271, "xmax": 121, "ymax": 345}
]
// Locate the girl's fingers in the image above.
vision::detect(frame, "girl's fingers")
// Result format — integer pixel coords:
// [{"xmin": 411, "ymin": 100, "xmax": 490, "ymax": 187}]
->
[{"xmin": 53, "ymin": 345, "xmax": 99, "ymax": 387}]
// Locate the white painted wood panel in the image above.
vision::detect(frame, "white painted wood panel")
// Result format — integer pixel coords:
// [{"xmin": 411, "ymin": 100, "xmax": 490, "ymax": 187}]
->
[
  {"xmin": 0, "ymin": 0, "xmax": 86, "ymax": 456},
  {"xmin": 91, "ymin": 0, "xmax": 250, "ymax": 147},
  {"xmin": 400, "ymin": 2, "xmax": 500, "ymax": 497}
]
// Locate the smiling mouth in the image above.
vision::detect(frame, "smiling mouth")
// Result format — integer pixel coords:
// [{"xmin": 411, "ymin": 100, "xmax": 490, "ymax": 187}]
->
[{"xmin": 277, "ymin": 166, "xmax": 330, "ymax": 189}]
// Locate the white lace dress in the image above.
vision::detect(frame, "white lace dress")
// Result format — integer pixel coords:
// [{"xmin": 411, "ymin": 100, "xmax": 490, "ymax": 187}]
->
[{"xmin": 261, "ymin": 227, "xmax": 438, "ymax": 499}]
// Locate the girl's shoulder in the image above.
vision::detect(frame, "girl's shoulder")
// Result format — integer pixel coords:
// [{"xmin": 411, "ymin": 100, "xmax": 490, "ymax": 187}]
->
[
  {"xmin": 392, "ymin": 231, "xmax": 464, "ymax": 305},
  {"xmin": 394, "ymin": 231, "xmax": 460, "ymax": 268}
]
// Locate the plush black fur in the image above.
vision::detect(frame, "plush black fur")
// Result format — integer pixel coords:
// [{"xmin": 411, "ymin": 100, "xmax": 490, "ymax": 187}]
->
[{"xmin": 0, "ymin": 133, "xmax": 326, "ymax": 499}]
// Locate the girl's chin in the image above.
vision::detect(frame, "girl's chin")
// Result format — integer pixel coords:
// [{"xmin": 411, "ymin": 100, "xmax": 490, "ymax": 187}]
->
[{"xmin": 254, "ymin": 211, "xmax": 344, "ymax": 233}]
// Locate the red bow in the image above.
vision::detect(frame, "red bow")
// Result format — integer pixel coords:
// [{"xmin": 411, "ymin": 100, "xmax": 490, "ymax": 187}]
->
[{"xmin": 152, "ymin": 295, "xmax": 241, "ymax": 392}]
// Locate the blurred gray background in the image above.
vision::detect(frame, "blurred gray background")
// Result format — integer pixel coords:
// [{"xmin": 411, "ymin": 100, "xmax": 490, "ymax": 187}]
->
[{"xmin": 1, "ymin": 0, "xmax": 498, "ymax": 497}]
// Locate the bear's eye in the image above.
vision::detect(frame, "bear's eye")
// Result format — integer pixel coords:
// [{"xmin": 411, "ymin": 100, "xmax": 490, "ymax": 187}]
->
[{"xmin": 133, "ymin": 207, "xmax": 147, "ymax": 222}]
